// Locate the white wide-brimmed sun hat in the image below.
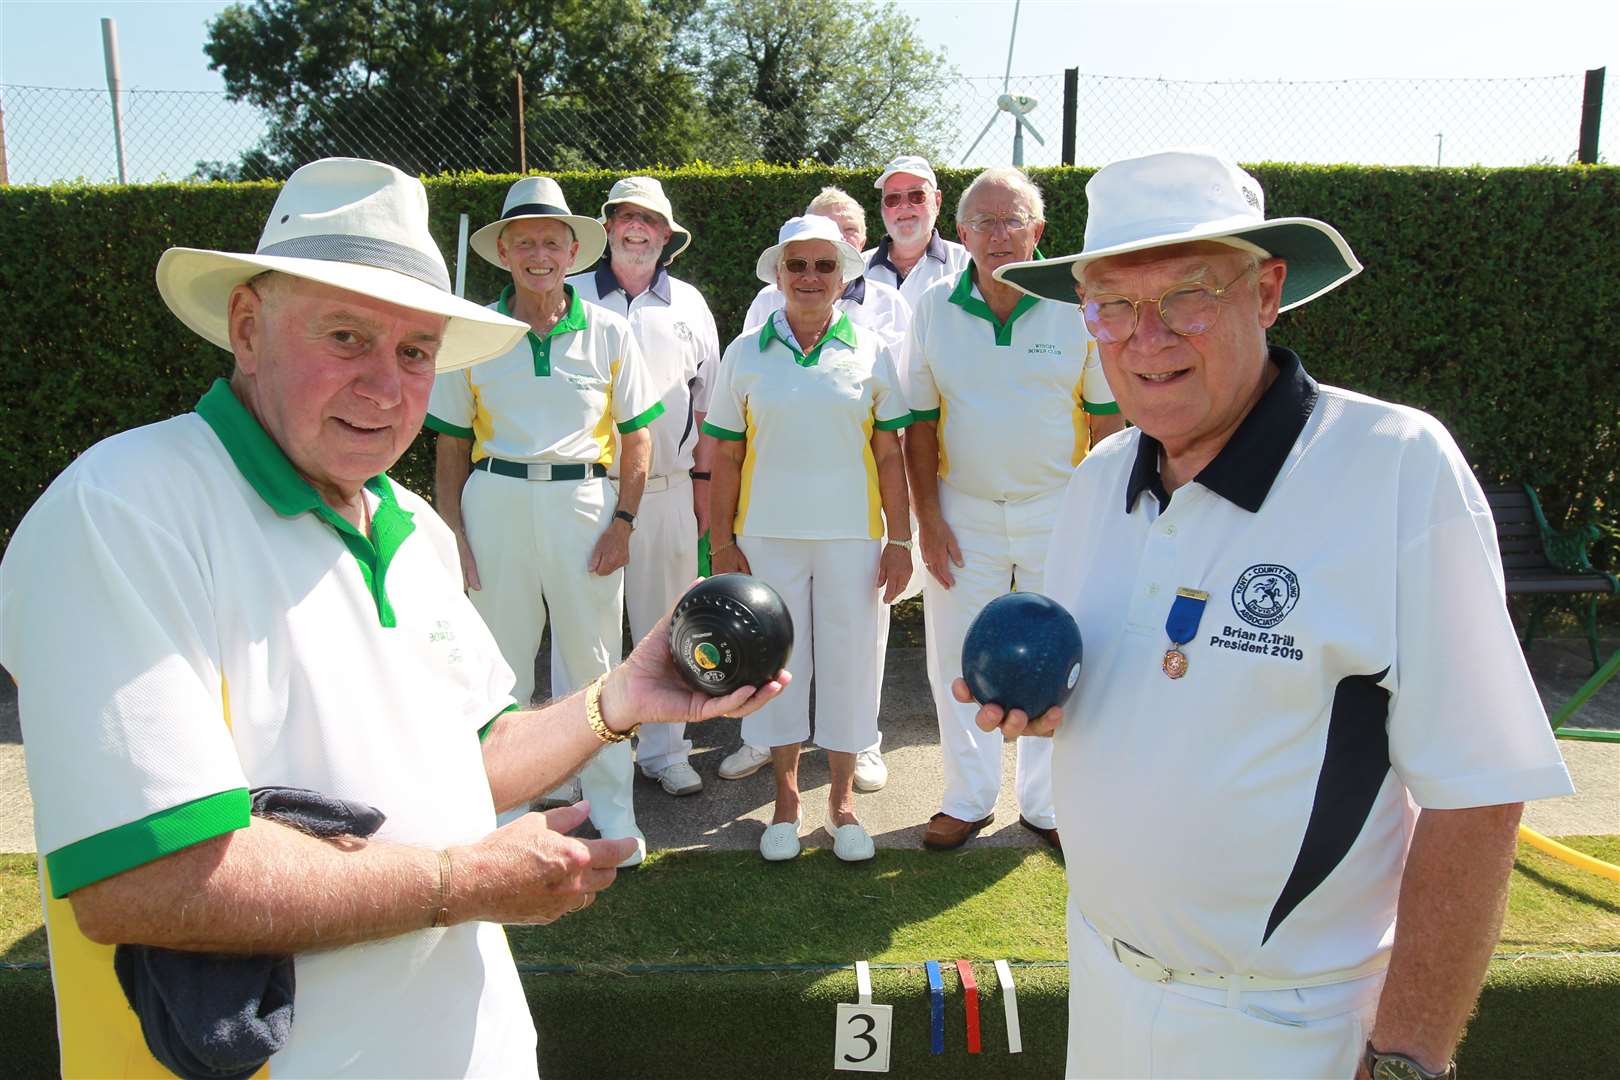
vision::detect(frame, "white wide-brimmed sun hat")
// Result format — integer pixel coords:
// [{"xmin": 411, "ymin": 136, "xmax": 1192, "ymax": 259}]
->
[
  {"xmin": 873, "ymin": 154, "xmax": 938, "ymax": 190},
  {"xmin": 995, "ymin": 147, "xmax": 1362, "ymax": 313},
  {"xmin": 754, "ymin": 216, "xmax": 866, "ymax": 286},
  {"xmin": 469, "ymin": 176, "xmax": 607, "ymax": 274},
  {"xmin": 600, "ymin": 176, "xmax": 692, "ymax": 264},
  {"xmin": 155, "ymin": 158, "xmax": 527, "ymax": 373}
]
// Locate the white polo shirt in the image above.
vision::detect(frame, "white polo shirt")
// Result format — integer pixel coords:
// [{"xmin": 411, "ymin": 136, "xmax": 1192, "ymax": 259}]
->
[
  {"xmin": 701, "ymin": 310, "xmax": 913, "ymax": 540},
  {"xmin": 907, "ymin": 268, "xmax": 1118, "ymax": 503},
  {"xmin": 863, "ymin": 229, "xmax": 971, "ymax": 308},
  {"xmin": 1043, "ymin": 348, "xmax": 1573, "ymax": 982},
  {"xmin": 743, "ymin": 275, "xmax": 913, "ymax": 356},
  {"xmin": 0, "ymin": 380, "xmax": 535, "ymax": 1078},
  {"xmin": 569, "ymin": 262, "xmax": 720, "ymax": 479},
  {"xmin": 425, "ymin": 283, "xmax": 665, "ymax": 465}
]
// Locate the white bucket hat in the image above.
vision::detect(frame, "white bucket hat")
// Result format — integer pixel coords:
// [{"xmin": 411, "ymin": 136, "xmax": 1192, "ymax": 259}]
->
[
  {"xmin": 155, "ymin": 157, "xmax": 527, "ymax": 373},
  {"xmin": 600, "ymin": 176, "xmax": 691, "ymax": 263},
  {"xmin": 874, "ymin": 154, "xmax": 938, "ymax": 190},
  {"xmin": 754, "ymin": 216, "xmax": 866, "ymax": 286},
  {"xmin": 995, "ymin": 147, "xmax": 1362, "ymax": 313},
  {"xmin": 469, "ymin": 176, "xmax": 607, "ymax": 274}
]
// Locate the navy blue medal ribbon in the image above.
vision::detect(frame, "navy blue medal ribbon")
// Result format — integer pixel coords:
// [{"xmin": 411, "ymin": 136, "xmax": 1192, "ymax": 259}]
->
[{"xmin": 1162, "ymin": 587, "xmax": 1208, "ymax": 679}]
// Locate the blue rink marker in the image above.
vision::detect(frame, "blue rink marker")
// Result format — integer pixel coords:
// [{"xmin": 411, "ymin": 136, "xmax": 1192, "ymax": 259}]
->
[{"xmin": 925, "ymin": 960, "xmax": 944, "ymax": 1054}]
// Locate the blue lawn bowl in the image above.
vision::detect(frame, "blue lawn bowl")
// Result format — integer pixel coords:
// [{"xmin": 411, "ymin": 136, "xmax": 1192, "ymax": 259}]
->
[{"xmin": 961, "ymin": 592, "xmax": 1083, "ymax": 719}]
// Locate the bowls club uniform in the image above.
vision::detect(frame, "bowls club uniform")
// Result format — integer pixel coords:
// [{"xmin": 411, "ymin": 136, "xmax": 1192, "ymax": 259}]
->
[{"xmin": 863, "ymin": 229, "xmax": 971, "ymax": 309}]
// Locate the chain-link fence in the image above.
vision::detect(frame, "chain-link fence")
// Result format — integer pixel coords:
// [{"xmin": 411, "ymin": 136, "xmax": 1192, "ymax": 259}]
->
[{"xmin": 2, "ymin": 70, "xmax": 1612, "ymax": 186}]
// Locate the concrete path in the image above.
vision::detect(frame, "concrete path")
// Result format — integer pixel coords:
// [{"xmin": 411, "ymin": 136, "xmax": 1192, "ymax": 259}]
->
[{"xmin": 1, "ymin": 638, "xmax": 1615, "ymax": 855}]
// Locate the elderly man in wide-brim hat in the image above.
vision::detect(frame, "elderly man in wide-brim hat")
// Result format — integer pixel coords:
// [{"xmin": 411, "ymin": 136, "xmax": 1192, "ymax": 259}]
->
[
  {"xmin": 0, "ymin": 157, "xmax": 784, "ymax": 1078},
  {"xmin": 967, "ymin": 148, "xmax": 1574, "ymax": 1080},
  {"xmin": 428, "ymin": 176, "xmax": 668, "ymax": 864}
]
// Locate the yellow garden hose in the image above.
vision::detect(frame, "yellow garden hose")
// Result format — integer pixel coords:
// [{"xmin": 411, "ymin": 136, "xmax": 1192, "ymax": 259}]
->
[{"xmin": 1519, "ymin": 825, "xmax": 1620, "ymax": 883}]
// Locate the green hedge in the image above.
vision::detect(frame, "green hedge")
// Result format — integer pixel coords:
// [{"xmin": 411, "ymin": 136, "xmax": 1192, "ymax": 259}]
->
[{"xmin": 1, "ymin": 164, "xmax": 1617, "ymax": 552}]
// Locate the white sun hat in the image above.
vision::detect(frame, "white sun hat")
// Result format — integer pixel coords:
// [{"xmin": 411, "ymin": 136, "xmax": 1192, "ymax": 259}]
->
[
  {"xmin": 468, "ymin": 176, "xmax": 607, "ymax": 274},
  {"xmin": 600, "ymin": 176, "xmax": 692, "ymax": 263},
  {"xmin": 874, "ymin": 154, "xmax": 938, "ymax": 190},
  {"xmin": 754, "ymin": 216, "xmax": 866, "ymax": 286},
  {"xmin": 155, "ymin": 157, "xmax": 527, "ymax": 373},
  {"xmin": 995, "ymin": 147, "xmax": 1362, "ymax": 313}
]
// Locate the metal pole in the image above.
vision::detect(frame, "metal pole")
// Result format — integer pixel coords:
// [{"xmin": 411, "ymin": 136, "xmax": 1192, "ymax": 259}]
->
[
  {"xmin": 0, "ymin": 93, "xmax": 9, "ymax": 185},
  {"xmin": 1013, "ymin": 120, "xmax": 1024, "ymax": 167},
  {"xmin": 1578, "ymin": 66, "xmax": 1605, "ymax": 164},
  {"xmin": 1435, "ymin": 133, "xmax": 1442, "ymax": 167},
  {"xmin": 101, "ymin": 18, "xmax": 128, "ymax": 184},
  {"xmin": 511, "ymin": 72, "xmax": 527, "ymax": 174},
  {"xmin": 455, "ymin": 213, "xmax": 470, "ymax": 297},
  {"xmin": 1061, "ymin": 67, "xmax": 1078, "ymax": 166}
]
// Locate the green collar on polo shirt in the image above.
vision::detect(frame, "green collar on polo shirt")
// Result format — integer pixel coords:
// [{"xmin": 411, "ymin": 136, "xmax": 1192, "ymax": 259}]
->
[
  {"xmin": 195, "ymin": 378, "xmax": 416, "ymax": 628},
  {"xmin": 758, "ymin": 309, "xmax": 857, "ymax": 368},
  {"xmin": 497, "ymin": 283, "xmax": 590, "ymax": 376},
  {"xmin": 949, "ymin": 266, "xmax": 1040, "ymax": 347}
]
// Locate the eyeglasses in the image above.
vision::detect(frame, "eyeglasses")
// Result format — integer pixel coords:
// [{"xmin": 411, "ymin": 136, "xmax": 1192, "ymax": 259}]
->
[
  {"xmin": 784, "ymin": 257, "xmax": 840, "ymax": 275},
  {"xmin": 1081, "ymin": 267, "xmax": 1257, "ymax": 344},
  {"xmin": 882, "ymin": 189, "xmax": 931, "ymax": 209},
  {"xmin": 963, "ymin": 214, "xmax": 1034, "ymax": 234}
]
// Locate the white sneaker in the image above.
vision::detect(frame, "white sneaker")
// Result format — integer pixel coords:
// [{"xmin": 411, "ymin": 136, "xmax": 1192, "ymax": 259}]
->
[
  {"xmin": 853, "ymin": 748, "xmax": 887, "ymax": 793},
  {"xmin": 644, "ymin": 760, "xmax": 703, "ymax": 796},
  {"xmin": 759, "ymin": 818, "xmax": 802, "ymax": 861},
  {"xmin": 832, "ymin": 822, "xmax": 875, "ymax": 862},
  {"xmin": 718, "ymin": 742, "xmax": 772, "ymax": 780}
]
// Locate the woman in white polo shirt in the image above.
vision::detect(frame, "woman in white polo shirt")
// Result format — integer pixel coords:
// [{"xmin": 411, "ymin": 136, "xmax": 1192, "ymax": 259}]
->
[{"xmin": 703, "ymin": 216, "xmax": 915, "ymax": 862}]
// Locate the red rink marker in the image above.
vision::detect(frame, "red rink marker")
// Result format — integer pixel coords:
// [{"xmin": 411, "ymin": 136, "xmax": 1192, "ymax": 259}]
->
[{"xmin": 955, "ymin": 960, "xmax": 982, "ymax": 1054}]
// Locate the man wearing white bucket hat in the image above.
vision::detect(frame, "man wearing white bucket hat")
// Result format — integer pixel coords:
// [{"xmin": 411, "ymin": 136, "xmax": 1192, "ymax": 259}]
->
[
  {"xmin": 863, "ymin": 155, "xmax": 970, "ymax": 308},
  {"xmin": 970, "ymin": 148, "xmax": 1573, "ymax": 1079},
  {"xmin": 0, "ymin": 158, "xmax": 785, "ymax": 1078},
  {"xmin": 566, "ymin": 176, "xmax": 721, "ymax": 798},
  {"xmin": 904, "ymin": 166, "xmax": 1123, "ymax": 854},
  {"xmin": 429, "ymin": 176, "xmax": 667, "ymax": 863}
]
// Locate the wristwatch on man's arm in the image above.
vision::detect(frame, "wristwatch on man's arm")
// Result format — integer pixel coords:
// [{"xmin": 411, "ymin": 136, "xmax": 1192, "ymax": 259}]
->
[{"xmin": 1363, "ymin": 1043, "xmax": 1457, "ymax": 1080}]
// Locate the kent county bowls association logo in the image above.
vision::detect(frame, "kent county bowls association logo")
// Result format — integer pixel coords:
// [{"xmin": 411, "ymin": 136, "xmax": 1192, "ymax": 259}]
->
[{"xmin": 1232, "ymin": 564, "xmax": 1300, "ymax": 629}]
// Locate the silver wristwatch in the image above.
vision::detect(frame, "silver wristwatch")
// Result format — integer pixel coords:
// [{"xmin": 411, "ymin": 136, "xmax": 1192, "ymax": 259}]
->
[
  {"xmin": 886, "ymin": 537, "xmax": 914, "ymax": 552},
  {"xmin": 1364, "ymin": 1043, "xmax": 1456, "ymax": 1080}
]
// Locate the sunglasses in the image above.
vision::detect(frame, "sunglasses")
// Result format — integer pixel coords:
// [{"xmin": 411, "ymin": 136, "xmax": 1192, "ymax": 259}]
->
[
  {"xmin": 784, "ymin": 257, "xmax": 840, "ymax": 275},
  {"xmin": 882, "ymin": 189, "xmax": 931, "ymax": 209}
]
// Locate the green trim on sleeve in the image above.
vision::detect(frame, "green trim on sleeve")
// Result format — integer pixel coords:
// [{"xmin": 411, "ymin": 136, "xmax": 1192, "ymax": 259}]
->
[
  {"xmin": 909, "ymin": 407, "xmax": 942, "ymax": 423},
  {"xmin": 45, "ymin": 788, "xmax": 251, "ymax": 898},
  {"xmin": 701, "ymin": 420, "xmax": 746, "ymax": 441},
  {"xmin": 873, "ymin": 413, "xmax": 914, "ymax": 431},
  {"xmin": 478, "ymin": 702, "xmax": 521, "ymax": 743},
  {"xmin": 1084, "ymin": 400, "xmax": 1122, "ymax": 415},
  {"xmin": 617, "ymin": 400, "xmax": 667, "ymax": 434},
  {"xmin": 425, "ymin": 413, "xmax": 475, "ymax": 440}
]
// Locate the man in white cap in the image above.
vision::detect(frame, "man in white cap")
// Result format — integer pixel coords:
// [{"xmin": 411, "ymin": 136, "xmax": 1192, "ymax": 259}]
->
[
  {"xmin": 978, "ymin": 148, "xmax": 1573, "ymax": 1080},
  {"xmin": 864, "ymin": 154, "xmax": 970, "ymax": 308},
  {"xmin": 0, "ymin": 157, "xmax": 785, "ymax": 1078},
  {"xmin": 566, "ymin": 176, "xmax": 720, "ymax": 798},
  {"xmin": 428, "ymin": 176, "xmax": 666, "ymax": 862},
  {"xmin": 905, "ymin": 166, "xmax": 1122, "ymax": 854}
]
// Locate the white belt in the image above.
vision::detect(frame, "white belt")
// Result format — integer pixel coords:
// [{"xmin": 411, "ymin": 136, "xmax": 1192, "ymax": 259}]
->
[
  {"xmin": 1105, "ymin": 935, "xmax": 1389, "ymax": 992},
  {"xmin": 640, "ymin": 473, "xmax": 691, "ymax": 494}
]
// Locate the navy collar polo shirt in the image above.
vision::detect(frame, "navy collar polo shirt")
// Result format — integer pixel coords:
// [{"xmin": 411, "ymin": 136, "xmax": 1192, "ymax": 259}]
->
[{"xmin": 1041, "ymin": 346, "xmax": 1572, "ymax": 982}]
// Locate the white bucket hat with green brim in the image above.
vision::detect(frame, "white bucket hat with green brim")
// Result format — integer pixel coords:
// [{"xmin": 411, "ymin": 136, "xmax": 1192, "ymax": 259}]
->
[
  {"xmin": 994, "ymin": 147, "xmax": 1362, "ymax": 313},
  {"xmin": 155, "ymin": 157, "xmax": 528, "ymax": 373},
  {"xmin": 469, "ymin": 176, "xmax": 608, "ymax": 275},
  {"xmin": 754, "ymin": 215, "xmax": 866, "ymax": 286},
  {"xmin": 600, "ymin": 176, "xmax": 692, "ymax": 264}
]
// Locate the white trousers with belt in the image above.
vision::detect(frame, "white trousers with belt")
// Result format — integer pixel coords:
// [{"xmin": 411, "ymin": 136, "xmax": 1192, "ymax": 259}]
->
[
  {"xmin": 737, "ymin": 537, "xmax": 887, "ymax": 753},
  {"xmin": 623, "ymin": 474, "xmax": 700, "ymax": 775},
  {"xmin": 923, "ymin": 483, "xmax": 1059, "ymax": 828},
  {"xmin": 461, "ymin": 468, "xmax": 636, "ymax": 839}
]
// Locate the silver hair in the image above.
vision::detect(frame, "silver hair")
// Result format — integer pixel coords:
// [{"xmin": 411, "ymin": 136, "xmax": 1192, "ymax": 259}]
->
[
  {"xmin": 805, "ymin": 186, "xmax": 864, "ymax": 220},
  {"xmin": 956, "ymin": 166, "xmax": 1045, "ymax": 223}
]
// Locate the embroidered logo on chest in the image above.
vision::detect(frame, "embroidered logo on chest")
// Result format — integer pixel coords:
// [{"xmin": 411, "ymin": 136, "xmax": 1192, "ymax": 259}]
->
[
  {"xmin": 1231, "ymin": 564, "xmax": 1300, "ymax": 629},
  {"xmin": 1026, "ymin": 343, "xmax": 1062, "ymax": 356},
  {"xmin": 673, "ymin": 320, "xmax": 694, "ymax": 343}
]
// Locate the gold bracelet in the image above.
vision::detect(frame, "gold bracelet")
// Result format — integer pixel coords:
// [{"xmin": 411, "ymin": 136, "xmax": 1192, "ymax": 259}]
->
[
  {"xmin": 585, "ymin": 673, "xmax": 636, "ymax": 743},
  {"xmin": 431, "ymin": 848, "xmax": 453, "ymax": 928}
]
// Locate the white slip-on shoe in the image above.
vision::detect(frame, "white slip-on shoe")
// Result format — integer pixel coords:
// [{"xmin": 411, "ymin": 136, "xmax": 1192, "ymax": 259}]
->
[
  {"xmin": 832, "ymin": 822, "xmax": 875, "ymax": 862},
  {"xmin": 606, "ymin": 829, "xmax": 647, "ymax": 868},
  {"xmin": 718, "ymin": 742, "xmax": 772, "ymax": 781},
  {"xmin": 759, "ymin": 818, "xmax": 802, "ymax": 862},
  {"xmin": 644, "ymin": 760, "xmax": 703, "ymax": 796},
  {"xmin": 852, "ymin": 748, "xmax": 888, "ymax": 793}
]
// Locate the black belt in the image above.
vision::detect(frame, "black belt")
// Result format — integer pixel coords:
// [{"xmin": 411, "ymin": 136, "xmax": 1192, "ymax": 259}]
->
[{"xmin": 473, "ymin": 459, "xmax": 607, "ymax": 481}]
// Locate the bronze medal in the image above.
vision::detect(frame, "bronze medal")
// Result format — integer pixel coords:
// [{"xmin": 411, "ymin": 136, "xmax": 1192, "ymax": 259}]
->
[{"xmin": 1162, "ymin": 648, "xmax": 1188, "ymax": 679}]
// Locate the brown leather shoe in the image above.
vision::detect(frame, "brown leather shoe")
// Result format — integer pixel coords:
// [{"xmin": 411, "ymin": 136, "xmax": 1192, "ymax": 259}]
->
[
  {"xmin": 1019, "ymin": 816, "xmax": 1061, "ymax": 852},
  {"xmin": 923, "ymin": 811, "xmax": 994, "ymax": 850}
]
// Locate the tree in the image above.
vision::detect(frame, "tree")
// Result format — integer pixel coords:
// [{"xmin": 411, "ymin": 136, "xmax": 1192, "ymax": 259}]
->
[
  {"xmin": 682, "ymin": 0, "xmax": 956, "ymax": 167},
  {"xmin": 203, "ymin": 0, "xmax": 710, "ymax": 177}
]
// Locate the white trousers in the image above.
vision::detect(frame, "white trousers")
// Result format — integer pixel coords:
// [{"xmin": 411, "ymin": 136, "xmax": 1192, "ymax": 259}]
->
[
  {"xmin": 1066, "ymin": 908, "xmax": 1382, "ymax": 1079},
  {"xmin": 462, "ymin": 469, "xmax": 635, "ymax": 837},
  {"xmin": 624, "ymin": 476, "xmax": 700, "ymax": 774},
  {"xmin": 923, "ymin": 484, "xmax": 1058, "ymax": 827},
  {"xmin": 737, "ymin": 537, "xmax": 887, "ymax": 753}
]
